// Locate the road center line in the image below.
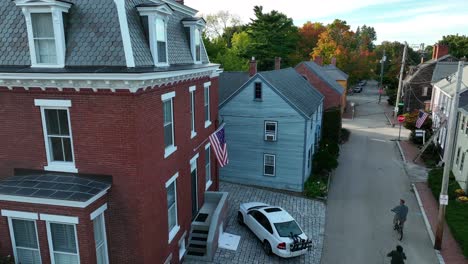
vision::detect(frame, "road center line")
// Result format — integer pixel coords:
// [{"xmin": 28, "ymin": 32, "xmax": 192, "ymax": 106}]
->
[{"xmin": 370, "ymin": 138, "xmax": 386, "ymax": 142}]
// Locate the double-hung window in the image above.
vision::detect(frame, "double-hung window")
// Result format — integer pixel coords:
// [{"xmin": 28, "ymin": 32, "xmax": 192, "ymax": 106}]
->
[
  {"xmin": 162, "ymin": 92, "xmax": 177, "ymax": 158},
  {"xmin": 91, "ymin": 204, "xmax": 109, "ymax": 264},
  {"xmin": 42, "ymin": 214, "xmax": 80, "ymax": 264},
  {"xmin": 2, "ymin": 210, "xmax": 41, "ymax": 264},
  {"xmin": 461, "ymin": 116, "xmax": 466, "ymax": 131},
  {"xmin": 465, "ymin": 117, "xmax": 468, "ymax": 135},
  {"xmin": 166, "ymin": 173, "xmax": 180, "ymax": 243},
  {"xmin": 189, "ymin": 86, "xmax": 196, "ymax": 138},
  {"xmin": 308, "ymin": 149, "xmax": 311, "ymax": 168},
  {"xmin": 204, "ymin": 82, "xmax": 211, "ymax": 128},
  {"xmin": 35, "ymin": 99, "xmax": 77, "ymax": 173},
  {"xmin": 264, "ymin": 154, "xmax": 276, "ymax": 176},
  {"xmin": 15, "ymin": 1, "xmax": 71, "ymax": 67},
  {"xmin": 461, "ymin": 152, "xmax": 466, "ymax": 172},
  {"xmin": 264, "ymin": 121, "xmax": 277, "ymax": 141},
  {"xmin": 205, "ymin": 144, "xmax": 212, "ymax": 190},
  {"xmin": 195, "ymin": 28, "xmax": 201, "ymax": 62},
  {"xmin": 137, "ymin": 4, "xmax": 172, "ymax": 66},
  {"xmin": 456, "ymin": 147, "xmax": 461, "ymax": 165}
]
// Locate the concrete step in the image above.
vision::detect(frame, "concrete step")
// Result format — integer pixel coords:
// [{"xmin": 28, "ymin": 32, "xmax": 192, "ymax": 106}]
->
[
  {"xmin": 189, "ymin": 243, "xmax": 207, "ymax": 249},
  {"xmin": 187, "ymin": 245, "xmax": 206, "ymax": 254},
  {"xmin": 186, "ymin": 251, "xmax": 205, "ymax": 257},
  {"xmin": 188, "ymin": 239, "xmax": 207, "ymax": 246},
  {"xmin": 190, "ymin": 236, "xmax": 207, "ymax": 242},
  {"xmin": 191, "ymin": 223, "xmax": 209, "ymax": 231}
]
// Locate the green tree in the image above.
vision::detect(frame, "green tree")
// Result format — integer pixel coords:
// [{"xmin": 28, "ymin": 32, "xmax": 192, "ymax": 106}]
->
[
  {"xmin": 246, "ymin": 6, "xmax": 299, "ymax": 70},
  {"xmin": 439, "ymin": 34, "xmax": 468, "ymax": 59}
]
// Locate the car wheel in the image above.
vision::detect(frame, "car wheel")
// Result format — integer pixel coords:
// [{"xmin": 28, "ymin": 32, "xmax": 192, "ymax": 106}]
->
[
  {"xmin": 237, "ymin": 212, "xmax": 244, "ymax": 226},
  {"xmin": 263, "ymin": 240, "xmax": 272, "ymax": 255}
]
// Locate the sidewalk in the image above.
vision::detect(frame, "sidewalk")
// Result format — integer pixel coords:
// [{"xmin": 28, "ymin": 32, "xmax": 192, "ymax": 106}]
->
[{"xmin": 398, "ymin": 140, "xmax": 468, "ymax": 264}]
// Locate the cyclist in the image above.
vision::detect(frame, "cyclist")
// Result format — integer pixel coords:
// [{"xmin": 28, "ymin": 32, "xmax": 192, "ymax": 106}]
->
[
  {"xmin": 391, "ymin": 199, "xmax": 408, "ymax": 229},
  {"xmin": 387, "ymin": 245, "xmax": 406, "ymax": 264}
]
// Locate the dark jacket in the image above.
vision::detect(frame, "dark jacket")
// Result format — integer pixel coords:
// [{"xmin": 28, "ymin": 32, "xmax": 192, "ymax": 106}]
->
[
  {"xmin": 387, "ymin": 250, "xmax": 406, "ymax": 264},
  {"xmin": 391, "ymin": 204, "xmax": 408, "ymax": 221}
]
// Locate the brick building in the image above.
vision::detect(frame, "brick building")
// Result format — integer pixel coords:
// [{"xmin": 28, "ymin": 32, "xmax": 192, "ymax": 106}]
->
[{"xmin": 0, "ymin": 0, "xmax": 225, "ymax": 263}]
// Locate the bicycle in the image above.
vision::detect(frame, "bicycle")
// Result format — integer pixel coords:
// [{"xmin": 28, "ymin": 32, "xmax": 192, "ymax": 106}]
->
[{"xmin": 394, "ymin": 220, "xmax": 404, "ymax": 241}]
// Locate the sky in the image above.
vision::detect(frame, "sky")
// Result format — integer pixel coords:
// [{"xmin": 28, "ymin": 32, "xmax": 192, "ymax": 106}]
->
[{"xmin": 184, "ymin": 0, "xmax": 468, "ymax": 47}]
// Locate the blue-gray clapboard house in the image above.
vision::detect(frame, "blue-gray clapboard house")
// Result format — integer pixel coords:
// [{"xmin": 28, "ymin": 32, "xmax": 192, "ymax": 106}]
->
[{"xmin": 219, "ymin": 66, "xmax": 324, "ymax": 192}]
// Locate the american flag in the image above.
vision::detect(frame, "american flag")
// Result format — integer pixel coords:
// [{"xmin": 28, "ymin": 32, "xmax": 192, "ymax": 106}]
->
[
  {"xmin": 209, "ymin": 123, "xmax": 229, "ymax": 167},
  {"xmin": 416, "ymin": 110, "xmax": 429, "ymax": 128}
]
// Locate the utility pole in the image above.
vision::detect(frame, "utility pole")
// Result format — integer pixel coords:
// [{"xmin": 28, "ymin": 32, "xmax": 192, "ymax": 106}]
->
[
  {"xmin": 378, "ymin": 49, "xmax": 386, "ymax": 104},
  {"xmin": 434, "ymin": 61, "xmax": 465, "ymax": 250},
  {"xmin": 393, "ymin": 42, "xmax": 408, "ymax": 127}
]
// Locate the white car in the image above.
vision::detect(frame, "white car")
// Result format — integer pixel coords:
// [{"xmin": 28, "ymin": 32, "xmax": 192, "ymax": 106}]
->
[{"xmin": 237, "ymin": 202, "xmax": 312, "ymax": 258}]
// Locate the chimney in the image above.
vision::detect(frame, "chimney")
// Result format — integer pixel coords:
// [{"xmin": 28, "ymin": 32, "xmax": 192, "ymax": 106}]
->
[
  {"xmin": 175, "ymin": 0, "xmax": 184, "ymax": 4},
  {"xmin": 432, "ymin": 43, "xmax": 449, "ymax": 60},
  {"xmin": 331, "ymin": 57, "xmax": 337, "ymax": 66},
  {"xmin": 314, "ymin": 56, "xmax": 323, "ymax": 66},
  {"xmin": 274, "ymin": 57, "xmax": 281, "ymax": 70},
  {"xmin": 249, "ymin": 57, "xmax": 257, "ymax": 77}
]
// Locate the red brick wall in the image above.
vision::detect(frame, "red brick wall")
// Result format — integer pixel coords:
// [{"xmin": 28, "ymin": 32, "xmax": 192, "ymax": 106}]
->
[
  {"xmin": 0, "ymin": 75, "xmax": 219, "ymax": 264},
  {"xmin": 295, "ymin": 64, "xmax": 342, "ymax": 111}
]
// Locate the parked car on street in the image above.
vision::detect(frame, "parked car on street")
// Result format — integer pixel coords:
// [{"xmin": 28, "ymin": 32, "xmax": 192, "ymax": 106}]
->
[
  {"xmin": 237, "ymin": 202, "xmax": 312, "ymax": 258},
  {"xmin": 353, "ymin": 85, "xmax": 363, "ymax": 93}
]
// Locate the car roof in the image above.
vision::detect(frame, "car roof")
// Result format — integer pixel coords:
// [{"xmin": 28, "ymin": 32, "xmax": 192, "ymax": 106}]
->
[{"xmin": 258, "ymin": 206, "xmax": 295, "ymax": 223}]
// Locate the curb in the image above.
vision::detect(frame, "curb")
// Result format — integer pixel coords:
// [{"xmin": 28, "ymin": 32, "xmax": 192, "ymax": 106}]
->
[
  {"xmin": 412, "ymin": 183, "xmax": 446, "ymax": 264},
  {"xmin": 384, "ymin": 111, "xmax": 394, "ymax": 126},
  {"xmin": 395, "ymin": 141, "xmax": 407, "ymax": 163}
]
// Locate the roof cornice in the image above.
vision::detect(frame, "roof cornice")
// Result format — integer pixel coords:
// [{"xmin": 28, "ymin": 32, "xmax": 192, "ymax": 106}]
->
[{"xmin": 0, "ymin": 65, "xmax": 220, "ymax": 93}]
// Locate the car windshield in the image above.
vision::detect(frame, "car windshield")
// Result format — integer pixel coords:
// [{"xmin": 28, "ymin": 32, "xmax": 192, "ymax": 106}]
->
[{"xmin": 274, "ymin": 220, "xmax": 302, "ymax": 237}]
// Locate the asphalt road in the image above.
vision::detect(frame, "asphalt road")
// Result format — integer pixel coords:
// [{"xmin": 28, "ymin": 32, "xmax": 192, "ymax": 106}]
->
[{"xmin": 320, "ymin": 81, "xmax": 438, "ymax": 264}]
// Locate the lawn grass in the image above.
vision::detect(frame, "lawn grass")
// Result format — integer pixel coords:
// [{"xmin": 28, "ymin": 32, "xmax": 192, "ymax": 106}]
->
[{"xmin": 427, "ymin": 168, "xmax": 468, "ymax": 257}]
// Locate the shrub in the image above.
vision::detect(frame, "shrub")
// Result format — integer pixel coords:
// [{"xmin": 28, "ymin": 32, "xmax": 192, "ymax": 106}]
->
[
  {"xmin": 340, "ymin": 128, "xmax": 350, "ymax": 144},
  {"xmin": 0, "ymin": 256, "xmax": 13, "ymax": 264},
  {"xmin": 304, "ymin": 178, "xmax": 328, "ymax": 198},
  {"xmin": 428, "ymin": 168, "xmax": 461, "ymax": 200},
  {"xmin": 312, "ymin": 141, "xmax": 339, "ymax": 174},
  {"xmin": 421, "ymin": 143, "xmax": 441, "ymax": 167},
  {"xmin": 322, "ymin": 108, "xmax": 342, "ymax": 143}
]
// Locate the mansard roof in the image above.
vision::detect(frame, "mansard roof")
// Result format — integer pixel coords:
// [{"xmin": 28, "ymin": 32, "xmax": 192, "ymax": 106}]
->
[{"xmin": 0, "ymin": 0, "xmax": 210, "ymax": 71}]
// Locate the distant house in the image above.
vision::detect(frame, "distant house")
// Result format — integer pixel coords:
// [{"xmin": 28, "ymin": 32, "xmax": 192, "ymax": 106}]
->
[
  {"xmin": 403, "ymin": 44, "xmax": 457, "ymax": 112},
  {"xmin": 453, "ymin": 104, "xmax": 468, "ymax": 191},
  {"xmin": 431, "ymin": 65, "xmax": 468, "ymax": 152},
  {"xmin": 219, "ymin": 61, "xmax": 324, "ymax": 192},
  {"xmin": 322, "ymin": 63, "xmax": 349, "ymax": 91},
  {"xmin": 296, "ymin": 60, "xmax": 346, "ymax": 113}
]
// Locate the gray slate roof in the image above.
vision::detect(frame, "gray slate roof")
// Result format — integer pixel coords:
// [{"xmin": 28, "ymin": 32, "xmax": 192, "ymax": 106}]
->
[
  {"xmin": 218, "ymin": 72, "xmax": 250, "ymax": 105},
  {"xmin": 322, "ymin": 65, "xmax": 349, "ymax": 81},
  {"xmin": 0, "ymin": 0, "xmax": 209, "ymax": 69},
  {"xmin": 0, "ymin": 171, "xmax": 112, "ymax": 202},
  {"xmin": 434, "ymin": 65, "xmax": 468, "ymax": 96},
  {"xmin": 299, "ymin": 61, "xmax": 344, "ymax": 94},
  {"xmin": 432, "ymin": 62, "xmax": 460, "ymax": 83},
  {"xmin": 259, "ymin": 68, "xmax": 324, "ymax": 117}
]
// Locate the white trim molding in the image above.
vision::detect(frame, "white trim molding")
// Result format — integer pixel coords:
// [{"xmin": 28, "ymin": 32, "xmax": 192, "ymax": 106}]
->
[
  {"xmin": 34, "ymin": 99, "xmax": 71, "ymax": 107},
  {"xmin": 161, "ymin": 91, "xmax": 176, "ymax": 101},
  {"xmin": 0, "ymin": 187, "xmax": 110, "ymax": 208},
  {"xmin": 40, "ymin": 213, "xmax": 79, "ymax": 224},
  {"xmin": 189, "ymin": 153, "xmax": 199, "ymax": 165},
  {"xmin": 160, "ymin": 0, "xmax": 197, "ymax": 16},
  {"xmin": 1, "ymin": 210, "xmax": 38, "ymax": 220},
  {"xmin": 113, "ymin": 0, "xmax": 135, "ymax": 67},
  {"xmin": 189, "ymin": 85, "xmax": 196, "ymax": 92},
  {"xmin": 15, "ymin": 0, "xmax": 72, "ymax": 68},
  {"xmin": 204, "ymin": 142, "xmax": 211, "ymax": 149},
  {"xmin": 165, "ymin": 172, "xmax": 179, "ymax": 188},
  {"xmin": 0, "ymin": 65, "xmax": 220, "ymax": 92},
  {"xmin": 90, "ymin": 203, "xmax": 108, "ymax": 220}
]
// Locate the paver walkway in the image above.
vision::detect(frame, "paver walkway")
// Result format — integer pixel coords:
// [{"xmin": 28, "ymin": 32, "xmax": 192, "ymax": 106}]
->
[
  {"xmin": 399, "ymin": 139, "xmax": 468, "ymax": 264},
  {"xmin": 185, "ymin": 181, "xmax": 326, "ymax": 264}
]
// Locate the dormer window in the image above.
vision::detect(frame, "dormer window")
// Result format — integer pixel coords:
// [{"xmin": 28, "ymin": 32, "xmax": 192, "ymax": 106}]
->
[
  {"xmin": 182, "ymin": 18, "xmax": 205, "ymax": 64},
  {"xmin": 137, "ymin": 3, "xmax": 173, "ymax": 66},
  {"xmin": 15, "ymin": 0, "xmax": 72, "ymax": 68}
]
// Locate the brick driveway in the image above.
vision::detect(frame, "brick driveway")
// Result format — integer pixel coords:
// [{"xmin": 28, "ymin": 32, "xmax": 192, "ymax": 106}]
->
[{"xmin": 186, "ymin": 181, "xmax": 326, "ymax": 264}]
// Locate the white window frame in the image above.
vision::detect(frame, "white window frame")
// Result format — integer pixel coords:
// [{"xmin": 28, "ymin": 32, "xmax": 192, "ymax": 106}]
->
[
  {"xmin": 90, "ymin": 204, "xmax": 109, "ymax": 264},
  {"xmin": 205, "ymin": 143, "xmax": 212, "ymax": 190},
  {"xmin": 264, "ymin": 121, "xmax": 278, "ymax": 141},
  {"xmin": 182, "ymin": 20, "xmax": 205, "ymax": 64},
  {"xmin": 35, "ymin": 99, "xmax": 77, "ymax": 173},
  {"xmin": 189, "ymin": 86, "xmax": 197, "ymax": 138},
  {"xmin": 178, "ymin": 233, "xmax": 186, "ymax": 260},
  {"xmin": 137, "ymin": 4, "xmax": 172, "ymax": 67},
  {"xmin": 204, "ymin": 82, "xmax": 211, "ymax": 128},
  {"xmin": 166, "ymin": 172, "xmax": 180, "ymax": 244},
  {"xmin": 162, "ymin": 92, "xmax": 177, "ymax": 158},
  {"xmin": 2, "ymin": 210, "xmax": 42, "ymax": 264},
  {"xmin": 42, "ymin": 214, "xmax": 80, "ymax": 264},
  {"xmin": 15, "ymin": 0, "xmax": 72, "ymax": 68},
  {"xmin": 263, "ymin": 154, "xmax": 276, "ymax": 176},
  {"xmin": 190, "ymin": 153, "xmax": 199, "ymax": 212}
]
